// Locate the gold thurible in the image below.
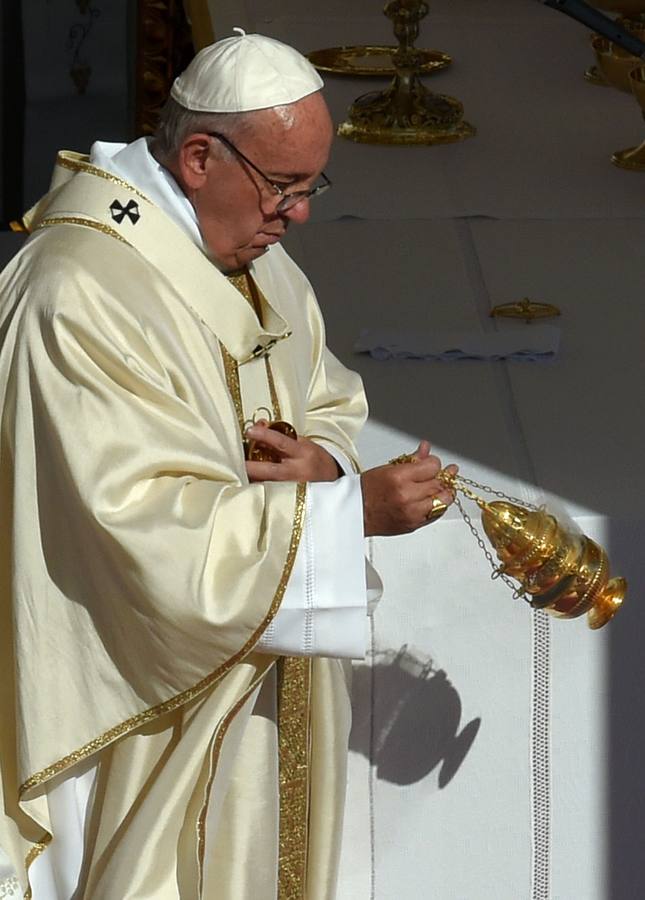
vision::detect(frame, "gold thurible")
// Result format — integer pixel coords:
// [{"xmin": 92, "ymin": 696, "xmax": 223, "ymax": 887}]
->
[{"xmin": 439, "ymin": 471, "xmax": 626, "ymax": 630}]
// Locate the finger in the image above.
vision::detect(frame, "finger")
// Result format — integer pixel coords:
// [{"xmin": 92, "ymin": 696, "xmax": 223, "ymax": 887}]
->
[
  {"xmin": 410, "ymin": 483, "xmax": 456, "ymax": 508},
  {"xmin": 414, "ymin": 439, "xmax": 431, "ymax": 460},
  {"xmin": 408, "ymin": 454, "xmax": 443, "ymax": 481},
  {"xmin": 245, "ymin": 459, "xmax": 293, "ymax": 482},
  {"xmin": 246, "ymin": 424, "xmax": 299, "ymax": 457},
  {"xmin": 396, "ymin": 467, "xmax": 456, "ymax": 503}
]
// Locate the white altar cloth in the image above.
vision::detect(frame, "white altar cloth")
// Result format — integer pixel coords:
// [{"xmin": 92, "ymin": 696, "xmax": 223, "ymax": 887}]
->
[{"xmin": 282, "ymin": 215, "xmax": 645, "ymax": 900}]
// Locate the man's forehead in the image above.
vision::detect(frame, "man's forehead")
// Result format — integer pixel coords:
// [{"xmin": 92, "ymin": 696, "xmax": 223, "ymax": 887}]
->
[{"xmin": 241, "ymin": 99, "xmax": 333, "ymax": 171}]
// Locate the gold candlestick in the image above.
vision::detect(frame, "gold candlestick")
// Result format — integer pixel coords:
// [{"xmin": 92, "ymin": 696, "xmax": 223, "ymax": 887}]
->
[
  {"xmin": 337, "ymin": 0, "xmax": 475, "ymax": 145},
  {"xmin": 439, "ymin": 472, "xmax": 626, "ymax": 629},
  {"xmin": 584, "ymin": 2, "xmax": 645, "ymax": 85},
  {"xmin": 612, "ymin": 64, "xmax": 645, "ymax": 168}
]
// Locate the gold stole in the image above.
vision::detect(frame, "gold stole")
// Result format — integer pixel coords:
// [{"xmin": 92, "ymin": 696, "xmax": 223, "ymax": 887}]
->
[{"xmin": 224, "ymin": 270, "xmax": 311, "ymax": 900}]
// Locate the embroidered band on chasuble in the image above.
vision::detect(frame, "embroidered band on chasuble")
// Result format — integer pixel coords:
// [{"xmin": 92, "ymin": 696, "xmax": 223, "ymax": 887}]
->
[{"xmin": 226, "ymin": 270, "xmax": 312, "ymax": 900}]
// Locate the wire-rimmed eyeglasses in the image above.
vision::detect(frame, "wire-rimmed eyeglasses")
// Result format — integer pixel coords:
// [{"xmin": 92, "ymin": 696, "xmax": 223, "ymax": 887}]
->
[{"xmin": 207, "ymin": 131, "xmax": 332, "ymax": 213}]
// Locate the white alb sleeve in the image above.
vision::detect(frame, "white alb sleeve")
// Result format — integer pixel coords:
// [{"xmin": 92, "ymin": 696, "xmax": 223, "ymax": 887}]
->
[{"xmin": 256, "ymin": 472, "xmax": 368, "ymax": 659}]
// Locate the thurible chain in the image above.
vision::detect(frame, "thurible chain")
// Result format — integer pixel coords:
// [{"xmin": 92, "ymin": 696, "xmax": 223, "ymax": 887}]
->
[
  {"xmin": 452, "ymin": 494, "xmax": 527, "ymax": 598},
  {"xmin": 448, "ymin": 473, "xmax": 540, "ymax": 512}
]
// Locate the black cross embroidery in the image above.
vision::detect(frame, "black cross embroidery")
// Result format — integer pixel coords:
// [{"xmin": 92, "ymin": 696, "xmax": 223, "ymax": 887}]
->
[{"xmin": 109, "ymin": 199, "xmax": 140, "ymax": 225}]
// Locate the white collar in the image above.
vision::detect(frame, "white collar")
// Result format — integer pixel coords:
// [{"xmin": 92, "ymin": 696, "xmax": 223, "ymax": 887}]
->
[{"xmin": 89, "ymin": 137, "xmax": 205, "ymax": 250}]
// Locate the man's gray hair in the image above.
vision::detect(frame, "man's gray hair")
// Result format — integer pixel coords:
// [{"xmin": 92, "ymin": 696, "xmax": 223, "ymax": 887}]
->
[{"xmin": 151, "ymin": 97, "xmax": 297, "ymax": 163}]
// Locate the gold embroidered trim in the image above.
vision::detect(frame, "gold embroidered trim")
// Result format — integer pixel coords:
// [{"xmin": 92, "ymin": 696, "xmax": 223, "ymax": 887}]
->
[
  {"xmin": 226, "ymin": 271, "xmax": 255, "ymax": 308},
  {"xmin": 223, "ymin": 272, "xmax": 311, "ymax": 896},
  {"xmin": 55, "ymin": 155, "xmax": 150, "ymax": 202},
  {"xmin": 277, "ymin": 657, "xmax": 312, "ymax": 900},
  {"xmin": 220, "ymin": 343, "xmax": 246, "ymax": 434},
  {"xmin": 222, "ymin": 270, "xmax": 257, "ymax": 431},
  {"xmin": 265, "ymin": 357, "xmax": 282, "ymax": 421},
  {"xmin": 226, "ymin": 272, "xmax": 284, "ymax": 422},
  {"xmin": 19, "ymin": 483, "xmax": 307, "ymax": 797},
  {"xmin": 23, "ymin": 836, "xmax": 51, "ymax": 899},
  {"xmin": 196, "ymin": 679, "xmax": 265, "ymax": 896},
  {"xmin": 34, "ymin": 217, "xmax": 131, "ymax": 246},
  {"xmin": 245, "ymin": 275, "xmax": 284, "ymax": 419}
]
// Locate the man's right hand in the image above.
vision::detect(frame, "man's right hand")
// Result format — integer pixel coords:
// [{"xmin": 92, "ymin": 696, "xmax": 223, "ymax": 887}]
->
[{"xmin": 360, "ymin": 440, "xmax": 458, "ymax": 537}]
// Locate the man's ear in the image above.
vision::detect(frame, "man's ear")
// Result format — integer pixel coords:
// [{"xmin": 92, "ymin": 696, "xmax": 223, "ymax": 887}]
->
[{"xmin": 177, "ymin": 134, "xmax": 212, "ymax": 190}]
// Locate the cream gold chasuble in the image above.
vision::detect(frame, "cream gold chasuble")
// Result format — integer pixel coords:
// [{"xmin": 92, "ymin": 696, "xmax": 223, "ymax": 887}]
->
[{"xmin": 0, "ymin": 153, "xmax": 367, "ymax": 898}]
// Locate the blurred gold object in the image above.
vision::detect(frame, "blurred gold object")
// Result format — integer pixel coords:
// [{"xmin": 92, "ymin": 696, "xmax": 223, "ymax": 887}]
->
[
  {"xmin": 589, "ymin": 0, "xmax": 645, "ymax": 15},
  {"xmin": 592, "ymin": 34, "xmax": 642, "ymax": 90},
  {"xmin": 490, "ymin": 299, "xmax": 561, "ymax": 324},
  {"xmin": 308, "ymin": 44, "xmax": 451, "ymax": 77},
  {"xmin": 338, "ymin": 0, "xmax": 475, "ymax": 145},
  {"xmin": 389, "ymin": 452, "xmax": 418, "ymax": 464},
  {"xmin": 440, "ymin": 472, "xmax": 626, "ymax": 629},
  {"xmin": 585, "ymin": 3, "xmax": 645, "ymax": 85},
  {"xmin": 612, "ymin": 64, "xmax": 645, "ymax": 168},
  {"xmin": 584, "ymin": 64, "xmax": 608, "ymax": 85},
  {"xmin": 426, "ymin": 498, "xmax": 448, "ymax": 522}
]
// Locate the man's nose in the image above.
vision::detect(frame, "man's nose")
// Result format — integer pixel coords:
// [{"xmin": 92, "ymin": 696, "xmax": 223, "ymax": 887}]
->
[{"xmin": 282, "ymin": 197, "xmax": 310, "ymax": 225}]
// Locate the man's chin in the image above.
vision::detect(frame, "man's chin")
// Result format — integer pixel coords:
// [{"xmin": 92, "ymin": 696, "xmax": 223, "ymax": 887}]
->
[
  {"xmin": 238, "ymin": 243, "xmax": 277, "ymax": 265},
  {"xmin": 209, "ymin": 244, "xmax": 271, "ymax": 274}
]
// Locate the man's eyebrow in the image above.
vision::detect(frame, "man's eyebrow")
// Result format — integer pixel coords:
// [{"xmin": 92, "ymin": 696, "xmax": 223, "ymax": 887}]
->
[{"xmin": 266, "ymin": 171, "xmax": 312, "ymax": 184}]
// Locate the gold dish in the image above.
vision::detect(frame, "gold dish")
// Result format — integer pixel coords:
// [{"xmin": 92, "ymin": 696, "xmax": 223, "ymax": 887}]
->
[{"xmin": 307, "ymin": 44, "xmax": 451, "ymax": 76}]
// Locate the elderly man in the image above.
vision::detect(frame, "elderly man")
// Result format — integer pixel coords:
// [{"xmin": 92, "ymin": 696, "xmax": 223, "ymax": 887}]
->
[{"xmin": 0, "ymin": 32, "xmax": 454, "ymax": 900}]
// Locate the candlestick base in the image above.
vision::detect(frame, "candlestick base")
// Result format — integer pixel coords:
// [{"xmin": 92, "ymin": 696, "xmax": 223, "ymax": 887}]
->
[
  {"xmin": 338, "ymin": 82, "xmax": 475, "ymax": 145},
  {"xmin": 584, "ymin": 63, "xmax": 609, "ymax": 84},
  {"xmin": 612, "ymin": 139, "xmax": 645, "ymax": 168}
]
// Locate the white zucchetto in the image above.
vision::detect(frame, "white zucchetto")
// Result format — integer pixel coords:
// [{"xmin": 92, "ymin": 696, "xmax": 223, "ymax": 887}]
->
[{"xmin": 170, "ymin": 29, "xmax": 324, "ymax": 113}]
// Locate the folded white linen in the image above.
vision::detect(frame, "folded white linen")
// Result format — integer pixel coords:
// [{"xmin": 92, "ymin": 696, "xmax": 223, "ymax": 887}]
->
[{"xmin": 354, "ymin": 324, "xmax": 560, "ymax": 362}]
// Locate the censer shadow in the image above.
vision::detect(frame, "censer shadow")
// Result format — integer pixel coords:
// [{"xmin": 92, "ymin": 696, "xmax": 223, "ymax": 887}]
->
[{"xmin": 349, "ymin": 649, "xmax": 481, "ymax": 787}]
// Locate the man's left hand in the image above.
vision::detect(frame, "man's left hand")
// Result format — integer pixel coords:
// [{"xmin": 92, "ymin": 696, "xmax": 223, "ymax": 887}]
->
[{"xmin": 245, "ymin": 422, "xmax": 340, "ymax": 483}]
